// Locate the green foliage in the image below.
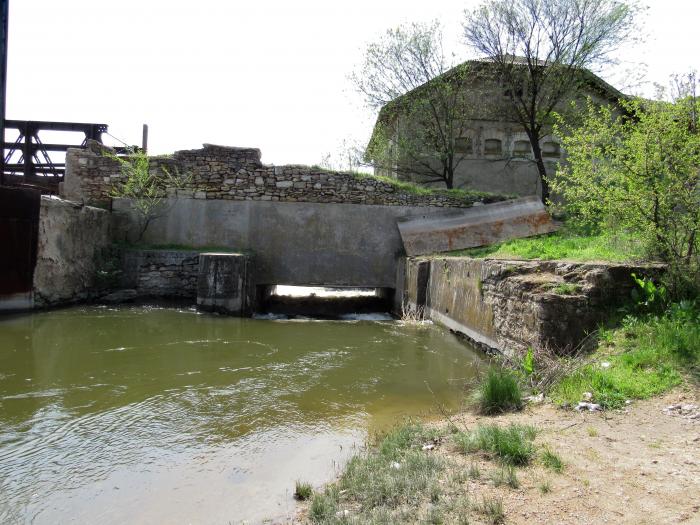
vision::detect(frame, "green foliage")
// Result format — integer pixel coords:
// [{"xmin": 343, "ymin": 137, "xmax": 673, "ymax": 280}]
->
[
  {"xmin": 540, "ymin": 449, "xmax": 564, "ymax": 473},
  {"xmin": 552, "ymin": 92, "xmax": 700, "ymax": 298},
  {"xmin": 454, "ymin": 424, "xmax": 537, "ymax": 465},
  {"xmin": 451, "ymin": 231, "xmax": 643, "ymax": 262},
  {"xmin": 552, "ymin": 303, "xmax": 700, "ymax": 407},
  {"xmin": 475, "ymin": 368, "xmax": 523, "ymax": 415},
  {"xmin": 309, "ymin": 489, "xmax": 339, "ymax": 523},
  {"xmin": 294, "ymin": 480, "xmax": 313, "ymax": 501},
  {"xmin": 522, "ymin": 348, "xmax": 535, "ymax": 376},
  {"xmin": 630, "ymin": 273, "xmax": 667, "ymax": 312},
  {"xmin": 108, "ymin": 151, "xmax": 190, "ymax": 241}
]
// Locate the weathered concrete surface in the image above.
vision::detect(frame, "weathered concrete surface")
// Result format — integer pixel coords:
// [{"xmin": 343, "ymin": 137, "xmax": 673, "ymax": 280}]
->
[
  {"xmin": 397, "ymin": 196, "xmax": 557, "ymax": 256},
  {"xmin": 197, "ymin": 253, "xmax": 251, "ymax": 315},
  {"xmin": 121, "ymin": 250, "xmax": 200, "ymax": 298},
  {"xmin": 113, "ymin": 199, "xmax": 454, "ymax": 288},
  {"xmin": 33, "ymin": 196, "xmax": 111, "ymax": 307},
  {"xmin": 402, "ymin": 256, "xmax": 661, "ymax": 355}
]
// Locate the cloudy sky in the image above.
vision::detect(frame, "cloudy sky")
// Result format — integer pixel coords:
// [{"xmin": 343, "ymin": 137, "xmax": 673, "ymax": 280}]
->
[{"xmin": 5, "ymin": 0, "xmax": 699, "ymax": 165}]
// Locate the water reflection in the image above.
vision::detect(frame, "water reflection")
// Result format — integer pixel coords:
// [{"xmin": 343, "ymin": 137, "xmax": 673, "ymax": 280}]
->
[{"xmin": 0, "ymin": 306, "xmax": 482, "ymax": 524}]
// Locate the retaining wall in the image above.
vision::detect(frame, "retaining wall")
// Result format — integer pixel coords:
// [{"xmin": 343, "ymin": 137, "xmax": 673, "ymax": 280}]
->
[
  {"xmin": 400, "ymin": 256, "xmax": 660, "ymax": 354},
  {"xmin": 121, "ymin": 250, "xmax": 200, "ymax": 298},
  {"xmin": 62, "ymin": 142, "xmax": 503, "ymax": 208}
]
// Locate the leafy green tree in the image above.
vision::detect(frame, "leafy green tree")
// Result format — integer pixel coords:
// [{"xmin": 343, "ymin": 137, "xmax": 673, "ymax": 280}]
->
[
  {"xmin": 552, "ymin": 87, "xmax": 700, "ymax": 297},
  {"xmin": 354, "ymin": 21, "xmax": 481, "ymax": 189},
  {"xmin": 463, "ymin": 0, "xmax": 638, "ymax": 203},
  {"xmin": 109, "ymin": 152, "xmax": 189, "ymax": 242}
]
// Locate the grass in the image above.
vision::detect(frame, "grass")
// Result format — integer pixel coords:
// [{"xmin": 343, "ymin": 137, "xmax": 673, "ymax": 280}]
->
[
  {"xmin": 295, "ymin": 480, "xmax": 313, "ymax": 501},
  {"xmin": 551, "ymin": 302, "xmax": 700, "ymax": 408},
  {"xmin": 541, "ymin": 449, "xmax": 564, "ymax": 473},
  {"xmin": 474, "ymin": 496, "xmax": 505, "ymax": 524},
  {"xmin": 307, "ymin": 422, "xmax": 448, "ymax": 523},
  {"xmin": 454, "ymin": 424, "xmax": 537, "ymax": 466},
  {"xmin": 351, "ymin": 171, "xmax": 503, "ymax": 202},
  {"xmin": 446, "ymin": 231, "xmax": 645, "ymax": 263},
  {"xmin": 552, "ymin": 282, "xmax": 582, "ymax": 295},
  {"xmin": 474, "ymin": 368, "xmax": 523, "ymax": 415},
  {"xmin": 490, "ymin": 465, "xmax": 520, "ymax": 488},
  {"xmin": 539, "ymin": 480, "xmax": 552, "ymax": 494}
]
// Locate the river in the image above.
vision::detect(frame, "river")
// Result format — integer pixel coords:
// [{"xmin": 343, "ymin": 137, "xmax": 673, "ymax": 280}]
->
[{"xmin": 0, "ymin": 305, "xmax": 483, "ymax": 524}]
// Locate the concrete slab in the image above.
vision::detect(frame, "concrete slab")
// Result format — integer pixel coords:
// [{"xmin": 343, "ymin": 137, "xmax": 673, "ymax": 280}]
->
[{"xmin": 397, "ymin": 196, "xmax": 557, "ymax": 256}]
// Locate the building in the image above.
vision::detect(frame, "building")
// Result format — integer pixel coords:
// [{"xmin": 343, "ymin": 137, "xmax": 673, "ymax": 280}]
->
[{"xmin": 366, "ymin": 59, "xmax": 625, "ymax": 197}]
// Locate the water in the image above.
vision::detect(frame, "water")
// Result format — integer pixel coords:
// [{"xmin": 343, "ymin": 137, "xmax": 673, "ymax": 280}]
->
[{"xmin": 0, "ymin": 305, "xmax": 483, "ymax": 524}]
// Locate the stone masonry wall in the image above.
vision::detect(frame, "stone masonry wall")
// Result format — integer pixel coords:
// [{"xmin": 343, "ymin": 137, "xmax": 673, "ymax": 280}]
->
[
  {"xmin": 401, "ymin": 256, "xmax": 661, "ymax": 355},
  {"xmin": 62, "ymin": 142, "xmax": 503, "ymax": 208},
  {"xmin": 121, "ymin": 250, "xmax": 200, "ymax": 298}
]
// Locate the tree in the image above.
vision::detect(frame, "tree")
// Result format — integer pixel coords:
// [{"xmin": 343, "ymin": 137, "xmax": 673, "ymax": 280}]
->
[
  {"xmin": 109, "ymin": 152, "xmax": 189, "ymax": 242},
  {"xmin": 354, "ymin": 21, "xmax": 480, "ymax": 189},
  {"xmin": 551, "ymin": 85, "xmax": 700, "ymax": 297},
  {"xmin": 463, "ymin": 0, "xmax": 638, "ymax": 203}
]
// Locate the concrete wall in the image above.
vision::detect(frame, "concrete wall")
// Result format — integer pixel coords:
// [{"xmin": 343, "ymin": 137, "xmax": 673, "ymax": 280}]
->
[
  {"xmin": 32, "ymin": 196, "xmax": 111, "ymax": 307},
  {"xmin": 400, "ymin": 256, "xmax": 660, "ymax": 355},
  {"xmin": 113, "ymin": 198, "xmax": 455, "ymax": 288}
]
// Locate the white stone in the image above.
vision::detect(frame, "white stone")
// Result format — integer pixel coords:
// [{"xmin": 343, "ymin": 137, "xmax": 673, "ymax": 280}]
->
[{"xmin": 276, "ymin": 181, "xmax": 293, "ymax": 188}]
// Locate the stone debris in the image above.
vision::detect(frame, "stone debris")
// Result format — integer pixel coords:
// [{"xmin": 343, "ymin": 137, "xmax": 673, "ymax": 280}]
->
[
  {"xmin": 421, "ymin": 443, "xmax": 436, "ymax": 451},
  {"xmin": 663, "ymin": 404, "xmax": 700, "ymax": 420},
  {"xmin": 582, "ymin": 392, "xmax": 594, "ymax": 401},
  {"xmin": 575, "ymin": 402, "xmax": 602, "ymax": 412},
  {"xmin": 390, "ymin": 461, "xmax": 402, "ymax": 470},
  {"xmin": 525, "ymin": 393, "xmax": 545, "ymax": 404}
]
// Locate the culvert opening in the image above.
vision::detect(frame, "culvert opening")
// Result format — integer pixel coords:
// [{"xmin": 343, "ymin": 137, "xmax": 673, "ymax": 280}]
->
[{"xmin": 255, "ymin": 285, "xmax": 394, "ymax": 320}]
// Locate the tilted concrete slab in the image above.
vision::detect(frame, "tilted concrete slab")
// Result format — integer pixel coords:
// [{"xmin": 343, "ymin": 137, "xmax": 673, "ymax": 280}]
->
[{"xmin": 397, "ymin": 196, "xmax": 558, "ymax": 256}]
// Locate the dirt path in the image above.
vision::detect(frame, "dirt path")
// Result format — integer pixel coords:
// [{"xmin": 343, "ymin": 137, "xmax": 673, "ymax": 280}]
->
[{"xmin": 444, "ymin": 386, "xmax": 700, "ymax": 524}]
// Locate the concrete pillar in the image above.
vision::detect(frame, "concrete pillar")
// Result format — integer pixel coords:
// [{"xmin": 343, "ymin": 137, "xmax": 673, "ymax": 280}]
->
[{"xmin": 196, "ymin": 253, "xmax": 251, "ymax": 315}]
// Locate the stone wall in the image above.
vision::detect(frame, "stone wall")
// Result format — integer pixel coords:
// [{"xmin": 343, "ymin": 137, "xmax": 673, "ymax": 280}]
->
[
  {"xmin": 63, "ymin": 142, "xmax": 503, "ymax": 208},
  {"xmin": 400, "ymin": 256, "xmax": 661, "ymax": 355},
  {"xmin": 33, "ymin": 196, "xmax": 111, "ymax": 307},
  {"xmin": 121, "ymin": 250, "xmax": 200, "ymax": 298}
]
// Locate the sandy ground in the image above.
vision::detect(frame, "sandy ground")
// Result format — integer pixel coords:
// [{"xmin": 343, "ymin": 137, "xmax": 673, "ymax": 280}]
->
[
  {"xmin": 293, "ymin": 385, "xmax": 700, "ymax": 524},
  {"xmin": 444, "ymin": 386, "xmax": 700, "ymax": 525}
]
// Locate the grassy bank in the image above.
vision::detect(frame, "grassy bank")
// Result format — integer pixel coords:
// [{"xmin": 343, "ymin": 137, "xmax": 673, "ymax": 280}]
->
[
  {"xmin": 447, "ymin": 231, "xmax": 645, "ymax": 263},
  {"xmin": 551, "ymin": 302, "xmax": 700, "ymax": 408}
]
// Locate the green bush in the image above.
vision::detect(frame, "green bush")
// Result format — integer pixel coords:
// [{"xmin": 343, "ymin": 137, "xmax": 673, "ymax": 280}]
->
[{"xmin": 475, "ymin": 368, "xmax": 523, "ymax": 415}]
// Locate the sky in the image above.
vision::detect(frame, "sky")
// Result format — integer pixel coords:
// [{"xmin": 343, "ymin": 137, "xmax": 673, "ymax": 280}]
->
[{"xmin": 5, "ymin": 0, "xmax": 699, "ymax": 165}]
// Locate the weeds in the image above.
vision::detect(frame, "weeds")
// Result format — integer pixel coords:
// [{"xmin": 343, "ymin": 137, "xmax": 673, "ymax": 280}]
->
[
  {"xmin": 454, "ymin": 424, "xmax": 536, "ymax": 465},
  {"xmin": 552, "ymin": 282, "xmax": 582, "ymax": 295},
  {"xmin": 541, "ymin": 449, "xmax": 564, "ymax": 473},
  {"xmin": 294, "ymin": 480, "xmax": 313, "ymax": 501},
  {"xmin": 468, "ymin": 462, "xmax": 481, "ymax": 479},
  {"xmin": 490, "ymin": 465, "xmax": 520, "ymax": 488},
  {"xmin": 474, "ymin": 368, "xmax": 523, "ymax": 415},
  {"xmin": 474, "ymin": 496, "xmax": 505, "ymax": 524},
  {"xmin": 552, "ymin": 303, "xmax": 699, "ymax": 408},
  {"xmin": 539, "ymin": 480, "xmax": 552, "ymax": 494}
]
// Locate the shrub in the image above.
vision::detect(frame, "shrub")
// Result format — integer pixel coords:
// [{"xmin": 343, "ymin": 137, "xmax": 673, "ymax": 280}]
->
[{"xmin": 475, "ymin": 368, "xmax": 523, "ymax": 415}]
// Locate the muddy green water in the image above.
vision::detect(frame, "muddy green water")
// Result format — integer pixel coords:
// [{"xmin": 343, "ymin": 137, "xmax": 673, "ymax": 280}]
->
[{"xmin": 0, "ymin": 305, "xmax": 483, "ymax": 524}]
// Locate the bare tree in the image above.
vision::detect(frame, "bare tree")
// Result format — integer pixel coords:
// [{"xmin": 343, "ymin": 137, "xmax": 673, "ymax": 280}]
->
[
  {"xmin": 463, "ymin": 0, "xmax": 638, "ymax": 203},
  {"xmin": 354, "ymin": 21, "xmax": 481, "ymax": 189}
]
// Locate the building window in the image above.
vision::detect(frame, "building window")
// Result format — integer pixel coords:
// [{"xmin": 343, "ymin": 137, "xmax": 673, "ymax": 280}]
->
[
  {"xmin": 542, "ymin": 141, "xmax": 561, "ymax": 157},
  {"xmin": 454, "ymin": 137, "xmax": 473, "ymax": 155},
  {"xmin": 513, "ymin": 140, "xmax": 531, "ymax": 156},
  {"xmin": 484, "ymin": 139, "xmax": 502, "ymax": 156}
]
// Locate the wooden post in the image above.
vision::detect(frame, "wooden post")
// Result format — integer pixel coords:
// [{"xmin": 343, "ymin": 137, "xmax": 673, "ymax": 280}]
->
[{"xmin": 141, "ymin": 123, "xmax": 148, "ymax": 153}]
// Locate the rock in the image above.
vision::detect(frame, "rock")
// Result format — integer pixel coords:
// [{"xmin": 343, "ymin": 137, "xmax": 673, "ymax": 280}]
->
[
  {"xmin": 582, "ymin": 392, "xmax": 594, "ymax": 401},
  {"xmin": 575, "ymin": 402, "xmax": 602, "ymax": 412},
  {"xmin": 101, "ymin": 289, "xmax": 138, "ymax": 303},
  {"xmin": 525, "ymin": 393, "xmax": 545, "ymax": 404}
]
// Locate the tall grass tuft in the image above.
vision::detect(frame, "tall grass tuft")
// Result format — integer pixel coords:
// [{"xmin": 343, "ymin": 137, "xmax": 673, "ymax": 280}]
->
[
  {"xmin": 475, "ymin": 368, "xmax": 523, "ymax": 415},
  {"xmin": 454, "ymin": 424, "xmax": 536, "ymax": 465}
]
